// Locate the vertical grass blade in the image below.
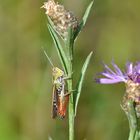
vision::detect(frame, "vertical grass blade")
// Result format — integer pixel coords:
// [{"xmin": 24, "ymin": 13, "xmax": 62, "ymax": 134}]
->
[
  {"xmin": 47, "ymin": 16, "xmax": 64, "ymax": 40},
  {"xmin": 74, "ymin": 52, "xmax": 93, "ymax": 116},
  {"xmin": 48, "ymin": 24, "xmax": 68, "ymax": 74}
]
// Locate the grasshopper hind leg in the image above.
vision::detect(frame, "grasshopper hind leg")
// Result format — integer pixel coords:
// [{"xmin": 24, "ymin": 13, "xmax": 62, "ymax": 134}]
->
[
  {"xmin": 52, "ymin": 88, "xmax": 58, "ymax": 119},
  {"xmin": 52, "ymin": 100, "xmax": 58, "ymax": 119}
]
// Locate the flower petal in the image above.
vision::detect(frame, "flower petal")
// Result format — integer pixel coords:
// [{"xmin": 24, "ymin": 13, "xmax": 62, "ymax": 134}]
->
[
  {"xmin": 126, "ymin": 62, "xmax": 133, "ymax": 75},
  {"xmin": 97, "ymin": 78, "xmax": 125, "ymax": 84},
  {"xmin": 111, "ymin": 61, "xmax": 124, "ymax": 76}
]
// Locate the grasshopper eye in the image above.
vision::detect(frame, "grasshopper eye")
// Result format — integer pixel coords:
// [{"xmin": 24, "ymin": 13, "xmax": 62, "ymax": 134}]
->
[{"xmin": 53, "ymin": 68, "xmax": 57, "ymax": 74}]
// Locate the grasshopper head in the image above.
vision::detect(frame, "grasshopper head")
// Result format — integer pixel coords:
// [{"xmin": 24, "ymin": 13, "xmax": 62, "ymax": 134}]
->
[{"xmin": 52, "ymin": 67, "xmax": 64, "ymax": 78}]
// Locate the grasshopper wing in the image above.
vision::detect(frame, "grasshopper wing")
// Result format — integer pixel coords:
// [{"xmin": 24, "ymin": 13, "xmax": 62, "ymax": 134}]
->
[
  {"xmin": 51, "ymin": 85, "xmax": 58, "ymax": 119},
  {"xmin": 58, "ymin": 92, "xmax": 69, "ymax": 119}
]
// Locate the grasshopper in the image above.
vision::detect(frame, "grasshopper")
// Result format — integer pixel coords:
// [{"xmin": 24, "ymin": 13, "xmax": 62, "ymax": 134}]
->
[{"xmin": 43, "ymin": 50, "xmax": 69, "ymax": 119}]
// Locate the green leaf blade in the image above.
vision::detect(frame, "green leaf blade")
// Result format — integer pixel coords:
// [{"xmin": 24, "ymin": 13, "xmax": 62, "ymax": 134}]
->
[
  {"xmin": 82, "ymin": 0, "xmax": 94, "ymax": 28},
  {"xmin": 74, "ymin": 0, "xmax": 94, "ymax": 40},
  {"xmin": 48, "ymin": 24, "xmax": 69, "ymax": 74},
  {"xmin": 74, "ymin": 51, "xmax": 93, "ymax": 116},
  {"xmin": 65, "ymin": 27, "xmax": 75, "ymax": 61}
]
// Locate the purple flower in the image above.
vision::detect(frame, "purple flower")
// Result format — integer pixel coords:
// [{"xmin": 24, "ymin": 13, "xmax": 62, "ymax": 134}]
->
[{"xmin": 96, "ymin": 61, "xmax": 140, "ymax": 84}]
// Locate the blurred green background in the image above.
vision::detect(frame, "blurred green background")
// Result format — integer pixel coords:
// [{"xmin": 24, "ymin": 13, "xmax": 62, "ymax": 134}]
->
[{"xmin": 0, "ymin": 0, "xmax": 140, "ymax": 140}]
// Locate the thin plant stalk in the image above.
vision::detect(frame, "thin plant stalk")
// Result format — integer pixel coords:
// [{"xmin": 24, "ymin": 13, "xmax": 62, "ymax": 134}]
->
[
  {"xmin": 126, "ymin": 101, "xmax": 138, "ymax": 140},
  {"xmin": 65, "ymin": 29, "xmax": 75, "ymax": 140},
  {"xmin": 128, "ymin": 126, "xmax": 137, "ymax": 140},
  {"xmin": 68, "ymin": 72, "xmax": 74, "ymax": 140},
  {"xmin": 134, "ymin": 131, "xmax": 139, "ymax": 140},
  {"xmin": 134, "ymin": 120, "xmax": 140, "ymax": 140}
]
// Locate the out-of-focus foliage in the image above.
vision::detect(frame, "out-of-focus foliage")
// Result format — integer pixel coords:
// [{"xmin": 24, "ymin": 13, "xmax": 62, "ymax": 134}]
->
[{"xmin": 0, "ymin": 0, "xmax": 140, "ymax": 140}]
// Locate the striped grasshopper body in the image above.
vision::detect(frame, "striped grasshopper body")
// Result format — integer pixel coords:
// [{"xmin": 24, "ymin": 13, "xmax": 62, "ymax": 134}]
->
[
  {"xmin": 43, "ymin": 50, "xmax": 69, "ymax": 119},
  {"xmin": 52, "ymin": 67, "xmax": 69, "ymax": 119}
]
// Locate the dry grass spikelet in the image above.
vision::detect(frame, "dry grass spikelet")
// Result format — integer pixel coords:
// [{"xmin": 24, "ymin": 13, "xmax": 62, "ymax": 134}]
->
[{"xmin": 42, "ymin": 0, "xmax": 79, "ymax": 39}]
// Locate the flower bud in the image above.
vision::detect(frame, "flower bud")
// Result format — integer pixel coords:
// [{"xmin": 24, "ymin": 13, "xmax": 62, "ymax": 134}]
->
[
  {"xmin": 42, "ymin": 0, "xmax": 79, "ymax": 39},
  {"xmin": 122, "ymin": 80, "xmax": 140, "ymax": 117}
]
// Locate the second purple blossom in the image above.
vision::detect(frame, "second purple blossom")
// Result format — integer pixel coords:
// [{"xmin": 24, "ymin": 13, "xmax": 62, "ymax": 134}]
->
[{"xmin": 96, "ymin": 61, "xmax": 140, "ymax": 84}]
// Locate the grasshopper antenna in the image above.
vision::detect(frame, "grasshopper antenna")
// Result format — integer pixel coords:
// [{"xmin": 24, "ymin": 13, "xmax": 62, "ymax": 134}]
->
[{"xmin": 42, "ymin": 47, "xmax": 54, "ymax": 68}]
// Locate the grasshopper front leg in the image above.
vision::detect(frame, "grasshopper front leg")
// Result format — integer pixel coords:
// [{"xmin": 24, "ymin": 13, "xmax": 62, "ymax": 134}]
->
[
  {"xmin": 63, "ymin": 89, "xmax": 76, "ymax": 96},
  {"xmin": 63, "ymin": 72, "xmax": 73, "ymax": 80}
]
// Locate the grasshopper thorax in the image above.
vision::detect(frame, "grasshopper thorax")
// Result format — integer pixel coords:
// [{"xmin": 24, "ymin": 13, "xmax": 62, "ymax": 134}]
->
[{"xmin": 52, "ymin": 67, "xmax": 64, "ymax": 78}]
